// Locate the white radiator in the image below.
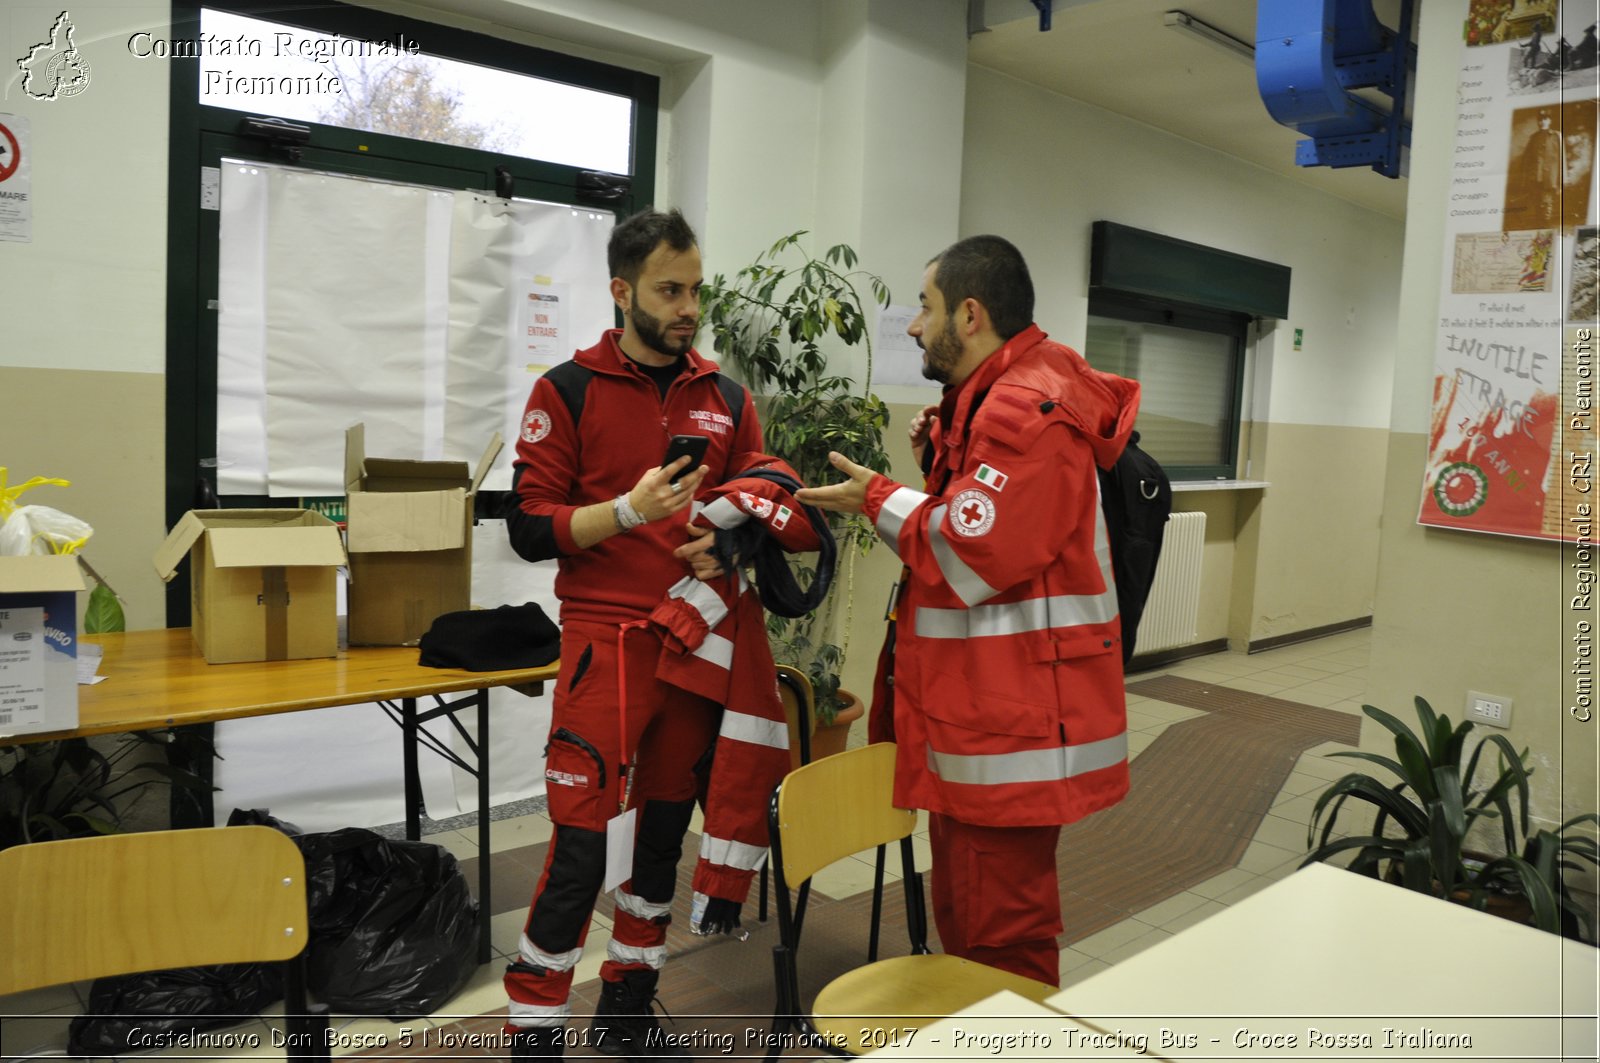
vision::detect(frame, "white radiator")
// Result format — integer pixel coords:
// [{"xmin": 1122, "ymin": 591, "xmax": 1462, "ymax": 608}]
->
[{"xmin": 1135, "ymin": 511, "xmax": 1205, "ymax": 655}]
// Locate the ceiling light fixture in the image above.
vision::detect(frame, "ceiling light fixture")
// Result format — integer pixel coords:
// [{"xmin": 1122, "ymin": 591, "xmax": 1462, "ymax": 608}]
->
[{"xmin": 1163, "ymin": 10, "xmax": 1256, "ymax": 65}]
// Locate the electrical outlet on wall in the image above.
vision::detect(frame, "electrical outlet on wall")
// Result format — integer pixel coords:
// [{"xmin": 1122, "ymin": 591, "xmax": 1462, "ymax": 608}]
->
[{"xmin": 1465, "ymin": 690, "xmax": 1514, "ymax": 728}]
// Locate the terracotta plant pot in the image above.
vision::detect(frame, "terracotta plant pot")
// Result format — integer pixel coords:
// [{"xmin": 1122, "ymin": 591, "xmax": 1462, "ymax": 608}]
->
[{"xmin": 808, "ymin": 688, "xmax": 864, "ymax": 762}]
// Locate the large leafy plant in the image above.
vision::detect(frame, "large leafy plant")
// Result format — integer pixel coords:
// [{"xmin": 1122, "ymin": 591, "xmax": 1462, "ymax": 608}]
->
[
  {"xmin": 702, "ymin": 232, "xmax": 892, "ymax": 722},
  {"xmin": 1304, "ymin": 696, "xmax": 1599, "ymax": 941}
]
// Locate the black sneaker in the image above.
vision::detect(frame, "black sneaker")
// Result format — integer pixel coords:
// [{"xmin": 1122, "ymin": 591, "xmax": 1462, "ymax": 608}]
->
[{"xmin": 590, "ymin": 969, "xmax": 691, "ymax": 1062}]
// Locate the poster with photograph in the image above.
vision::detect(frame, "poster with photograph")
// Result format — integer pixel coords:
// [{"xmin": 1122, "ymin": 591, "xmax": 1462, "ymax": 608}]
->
[{"xmin": 1420, "ymin": 0, "xmax": 1600, "ymax": 541}]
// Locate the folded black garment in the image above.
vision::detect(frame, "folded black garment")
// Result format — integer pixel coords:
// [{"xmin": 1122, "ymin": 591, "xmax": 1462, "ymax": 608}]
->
[{"xmin": 418, "ymin": 602, "xmax": 560, "ymax": 671}]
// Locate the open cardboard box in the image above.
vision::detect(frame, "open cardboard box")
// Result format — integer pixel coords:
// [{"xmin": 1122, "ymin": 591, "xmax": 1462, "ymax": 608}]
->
[
  {"xmin": 0, "ymin": 554, "xmax": 86, "ymax": 736},
  {"xmin": 154, "ymin": 510, "xmax": 346, "ymax": 664},
  {"xmin": 344, "ymin": 424, "xmax": 502, "ymax": 646}
]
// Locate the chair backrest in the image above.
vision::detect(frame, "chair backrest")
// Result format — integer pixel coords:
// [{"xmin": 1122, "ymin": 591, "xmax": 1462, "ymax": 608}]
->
[
  {"xmin": 775, "ymin": 664, "xmax": 813, "ymax": 769},
  {"xmin": 0, "ymin": 825, "xmax": 309, "ymax": 995},
  {"xmin": 773, "ymin": 742, "xmax": 917, "ymax": 885}
]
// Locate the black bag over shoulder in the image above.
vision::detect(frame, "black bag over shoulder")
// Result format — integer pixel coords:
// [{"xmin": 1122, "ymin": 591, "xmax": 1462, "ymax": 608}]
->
[{"xmin": 1098, "ymin": 431, "xmax": 1172, "ymax": 665}]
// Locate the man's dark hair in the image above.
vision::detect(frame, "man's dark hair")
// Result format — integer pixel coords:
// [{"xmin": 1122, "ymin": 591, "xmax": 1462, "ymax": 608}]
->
[
  {"xmin": 930, "ymin": 234, "xmax": 1034, "ymax": 341},
  {"xmin": 608, "ymin": 208, "xmax": 697, "ymax": 285}
]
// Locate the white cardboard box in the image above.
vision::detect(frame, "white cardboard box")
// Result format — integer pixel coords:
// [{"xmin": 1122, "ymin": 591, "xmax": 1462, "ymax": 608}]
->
[{"xmin": 0, "ymin": 554, "xmax": 86, "ymax": 736}]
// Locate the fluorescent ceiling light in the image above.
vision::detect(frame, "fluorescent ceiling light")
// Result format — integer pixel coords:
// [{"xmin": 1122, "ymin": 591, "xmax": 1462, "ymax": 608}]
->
[{"xmin": 1163, "ymin": 10, "xmax": 1256, "ymax": 65}]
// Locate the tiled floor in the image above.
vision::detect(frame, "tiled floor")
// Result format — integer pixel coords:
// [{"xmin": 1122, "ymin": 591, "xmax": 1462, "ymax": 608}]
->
[{"xmin": 0, "ymin": 629, "xmax": 1376, "ymax": 1061}]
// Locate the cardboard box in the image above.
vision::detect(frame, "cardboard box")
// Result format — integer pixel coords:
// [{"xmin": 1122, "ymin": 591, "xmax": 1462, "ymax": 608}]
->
[
  {"xmin": 0, "ymin": 555, "xmax": 86, "ymax": 737},
  {"xmin": 154, "ymin": 510, "xmax": 346, "ymax": 664},
  {"xmin": 344, "ymin": 424, "xmax": 502, "ymax": 646}
]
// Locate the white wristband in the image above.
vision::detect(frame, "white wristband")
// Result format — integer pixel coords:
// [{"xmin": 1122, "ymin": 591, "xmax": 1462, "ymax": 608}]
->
[{"xmin": 613, "ymin": 493, "xmax": 646, "ymax": 532}]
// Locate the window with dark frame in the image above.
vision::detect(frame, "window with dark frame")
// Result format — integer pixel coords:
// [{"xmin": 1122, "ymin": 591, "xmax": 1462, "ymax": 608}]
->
[
  {"xmin": 165, "ymin": 0, "xmax": 659, "ymax": 625},
  {"xmin": 1083, "ymin": 292, "xmax": 1249, "ymax": 482}
]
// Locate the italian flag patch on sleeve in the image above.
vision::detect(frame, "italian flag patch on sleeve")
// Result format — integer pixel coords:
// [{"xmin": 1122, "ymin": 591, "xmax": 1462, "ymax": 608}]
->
[{"xmin": 975, "ymin": 464, "xmax": 1008, "ymax": 491}]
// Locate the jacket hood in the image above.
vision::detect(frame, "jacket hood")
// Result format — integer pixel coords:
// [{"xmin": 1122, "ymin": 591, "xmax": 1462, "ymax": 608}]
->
[{"xmin": 1009, "ymin": 326, "xmax": 1140, "ymax": 471}]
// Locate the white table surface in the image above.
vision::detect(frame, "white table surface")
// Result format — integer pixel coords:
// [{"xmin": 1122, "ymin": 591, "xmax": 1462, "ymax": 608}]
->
[
  {"xmin": 1046, "ymin": 863, "xmax": 1598, "ymax": 1061},
  {"xmin": 862, "ymin": 989, "xmax": 1148, "ymax": 1060}
]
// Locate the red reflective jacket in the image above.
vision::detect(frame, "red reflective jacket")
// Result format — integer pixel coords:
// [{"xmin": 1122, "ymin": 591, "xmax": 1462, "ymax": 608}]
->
[{"xmin": 862, "ymin": 326, "xmax": 1140, "ymax": 828}]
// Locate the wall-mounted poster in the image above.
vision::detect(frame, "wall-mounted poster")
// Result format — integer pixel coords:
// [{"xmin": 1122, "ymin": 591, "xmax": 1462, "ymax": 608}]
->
[{"xmin": 1420, "ymin": 0, "xmax": 1600, "ymax": 541}]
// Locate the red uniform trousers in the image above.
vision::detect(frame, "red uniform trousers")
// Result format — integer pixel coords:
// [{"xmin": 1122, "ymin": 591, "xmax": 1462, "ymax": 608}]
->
[
  {"xmin": 504, "ymin": 621, "xmax": 720, "ymax": 1030},
  {"xmin": 928, "ymin": 813, "xmax": 1063, "ymax": 987}
]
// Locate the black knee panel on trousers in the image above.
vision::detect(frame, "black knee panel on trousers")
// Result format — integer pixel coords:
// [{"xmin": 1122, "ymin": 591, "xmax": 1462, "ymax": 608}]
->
[
  {"xmin": 527, "ymin": 824, "xmax": 607, "ymax": 953},
  {"xmin": 629, "ymin": 797, "xmax": 696, "ymax": 904}
]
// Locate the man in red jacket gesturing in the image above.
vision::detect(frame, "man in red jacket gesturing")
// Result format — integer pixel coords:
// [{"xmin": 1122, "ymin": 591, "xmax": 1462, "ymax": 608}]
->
[{"xmin": 798, "ymin": 234, "xmax": 1140, "ymax": 987}]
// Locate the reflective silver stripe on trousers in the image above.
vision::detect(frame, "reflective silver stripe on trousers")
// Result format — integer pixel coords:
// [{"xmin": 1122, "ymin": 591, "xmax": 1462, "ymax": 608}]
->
[
  {"xmin": 519, "ymin": 933, "xmax": 583, "ymax": 972},
  {"xmin": 699, "ymin": 832, "xmax": 769, "ymax": 871},
  {"xmin": 915, "ymin": 495, "xmax": 1117, "ymax": 638},
  {"xmin": 692, "ymin": 632, "xmax": 734, "ymax": 670},
  {"xmin": 668, "ymin": 576, "xmax": 729, "ymax": 631},
  {"xmin": 613, "ymin": 887, "xmax": 672, "ymax": 921},
  {"xmin": 928, "ymin": 731, "xmax": 1128, "ymax": 786},
  {"xmin": 508, "ymin": 1001, "xmax": 571, "ymax": 1025},
  {"xmin": 699, "ymin": 496, "xmax": 748, "ymax": 529},
  {"xmin": 875, "ymin": 485, "xmax": 930, "ymax": 554},
  {"xmin": 719, "ymin": 709, "xmax": 789, "ymax": 749},
  {"xmin": 928, "ymin": 504, "xmax": 1000, "ymax": 607},
  {"xmin": 606, "ymin": 941, "xmax": 668, "ymax": 969}
]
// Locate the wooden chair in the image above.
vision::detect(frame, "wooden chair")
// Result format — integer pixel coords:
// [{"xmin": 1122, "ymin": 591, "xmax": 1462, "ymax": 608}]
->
[
  {"xmin": 776, "ymin": 663, "xmax": 814, "ymax": 770},
  {"xmin": 756, "ymin": 664, "xmax": 815, "ymax": 923},
  {"xmin": 764, "ymin": 742, "xmax": 1057, "ymax": 1058},
  {"xmin": 0, "ymin": 825, "xmax": 329, "ymax": 1061}
]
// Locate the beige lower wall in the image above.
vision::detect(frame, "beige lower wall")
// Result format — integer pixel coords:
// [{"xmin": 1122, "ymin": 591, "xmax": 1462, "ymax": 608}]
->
[
  {"xmin": 1240, "ymin": 421, "xmax": 1388, "ymax": 645},
  {"xmin": 2, "ymin": 367, "xmax": 168, "ymax": 632},
  {"xmin": 1368, "ymin": 431, "xmax": 1590, "ymax": 826}
]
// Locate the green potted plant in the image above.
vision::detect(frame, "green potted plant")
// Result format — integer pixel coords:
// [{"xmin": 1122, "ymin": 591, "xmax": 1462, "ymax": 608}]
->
[
  {"xmin": 702, "ymin": 232, "xmax": 892, "ymax": 733},
  {"xmin": 1304, "ymin": 696, "xmax": 1599, "ymax": 942}
]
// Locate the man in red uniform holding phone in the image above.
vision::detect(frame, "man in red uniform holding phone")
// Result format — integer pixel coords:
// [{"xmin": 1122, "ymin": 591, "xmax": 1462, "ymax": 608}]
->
[{"xmin": 501, "ymin": 209, "xmax": 800, "ymax": 1059}]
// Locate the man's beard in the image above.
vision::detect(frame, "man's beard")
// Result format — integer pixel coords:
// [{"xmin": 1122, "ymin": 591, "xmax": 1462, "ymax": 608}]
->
[
  {"xmin": 920, "ymin": 315, "xmax": 962, "ymax": 384},
  {"xmin": 631, "ymin": 300, "xmax": 697, "ymax": 359}
]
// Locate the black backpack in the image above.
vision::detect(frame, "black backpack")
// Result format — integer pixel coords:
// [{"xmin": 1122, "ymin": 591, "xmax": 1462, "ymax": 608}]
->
[{"xmin": 1098, "ymin": 431, "xmax": 1172, "ymax": 665}]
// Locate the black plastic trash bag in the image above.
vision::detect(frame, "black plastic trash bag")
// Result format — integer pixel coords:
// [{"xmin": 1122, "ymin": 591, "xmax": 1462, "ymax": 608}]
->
[
  {"xmin": 67, "ymin": 964, "xmax": 281, "ymax": 1056},
  {"xmin": 297, "ymin": 827, "xmax": 478, "ymax": 1018}
]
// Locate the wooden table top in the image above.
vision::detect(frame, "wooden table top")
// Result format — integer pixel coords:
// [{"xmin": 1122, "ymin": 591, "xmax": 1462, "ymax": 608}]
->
[{"xmin": 7, "ymin": 628, "xmax": 559, "ymax": 745}]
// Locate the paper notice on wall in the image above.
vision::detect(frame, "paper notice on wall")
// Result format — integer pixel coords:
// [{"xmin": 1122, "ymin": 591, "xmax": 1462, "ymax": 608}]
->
[
  {"xmin": 1418, "ymin": 1, "xmax": 1598, "ymax": 541},
  {"xmin": 520, "ymin": 282, "xmax": 569, "ymax": 372},
  {"xmin": 871, "ymin": 304, "xmax": 937, "ymax": 389},
  {"xmin": 1451, "ymin": 230, "xmax": 1555, "ymax": 293},
  {"xmin": 0, "ymin": 114, "xmax": 32, "ymax": 244}
]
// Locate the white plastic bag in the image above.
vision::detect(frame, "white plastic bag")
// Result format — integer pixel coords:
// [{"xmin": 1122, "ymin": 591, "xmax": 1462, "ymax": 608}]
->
[{"xmin": 0, "ymin": 504, "xmax": 94, "ymax": 557}]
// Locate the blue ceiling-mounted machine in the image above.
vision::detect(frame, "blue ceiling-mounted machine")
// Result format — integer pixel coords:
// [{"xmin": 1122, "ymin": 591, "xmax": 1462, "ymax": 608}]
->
[{"xmin": 1255, "ymin": 0, "xmax": 1416, "ymax": 178}]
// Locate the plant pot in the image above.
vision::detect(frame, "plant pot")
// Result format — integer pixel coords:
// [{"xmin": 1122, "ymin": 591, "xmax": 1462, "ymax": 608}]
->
[
  {"xmin": 808, "ymin": 688, "xmax": 864, "ymax": 762},
  {"xmin": 1383, "ymin": 857, "xmax": 1535, "ymax": 926}
]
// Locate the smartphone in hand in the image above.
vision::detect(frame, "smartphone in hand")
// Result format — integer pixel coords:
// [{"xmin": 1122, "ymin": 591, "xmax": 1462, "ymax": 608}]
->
[{"xmin": 662, "ymin": 435, "xmax": 710, "ymax": 483}]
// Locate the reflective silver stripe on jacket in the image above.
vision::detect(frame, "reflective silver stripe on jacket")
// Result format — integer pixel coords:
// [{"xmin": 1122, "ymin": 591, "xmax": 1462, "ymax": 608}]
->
[
  {"xmin": 699, "ymin": 495, "xmax": 748, "ymax": 529},
  {"xmin": 518, "ymin": 934, "xmax": 583, "ymax": 972},
  {"xmin": 875, "ymin": 485, "xmax": 930, "ymax": 553},
  {"xmin": 693, "ymin": 631, "xmax": 734, "ymax": 670},
  {"xmin": 668, "ymin": 576, "xmax": 730, "ymax": 631},
  {"xmin": 719, "ymin": 709, "xmax": 789, "ymax": 749},
  {"xmin": 927, "ymin": 731, "xmax": 1128, "ymax": 786},
  {"xmin": 929, "ymin": 504, "xmax": 1000, "ymax": 607},
  {"xmin": 915, "ymin": 497, "xmax": 1116, "ymax": 638},
  {"xmin": 606, "ymin": 941, "xmax": 667, "ymax": 969},
  {"xmin": 612, "ymin": 887, "xmax": 672, "ymax": 921},
  {"xmin": 699, "ymin": 832, "xmax": 769, "ymax": 871}
]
